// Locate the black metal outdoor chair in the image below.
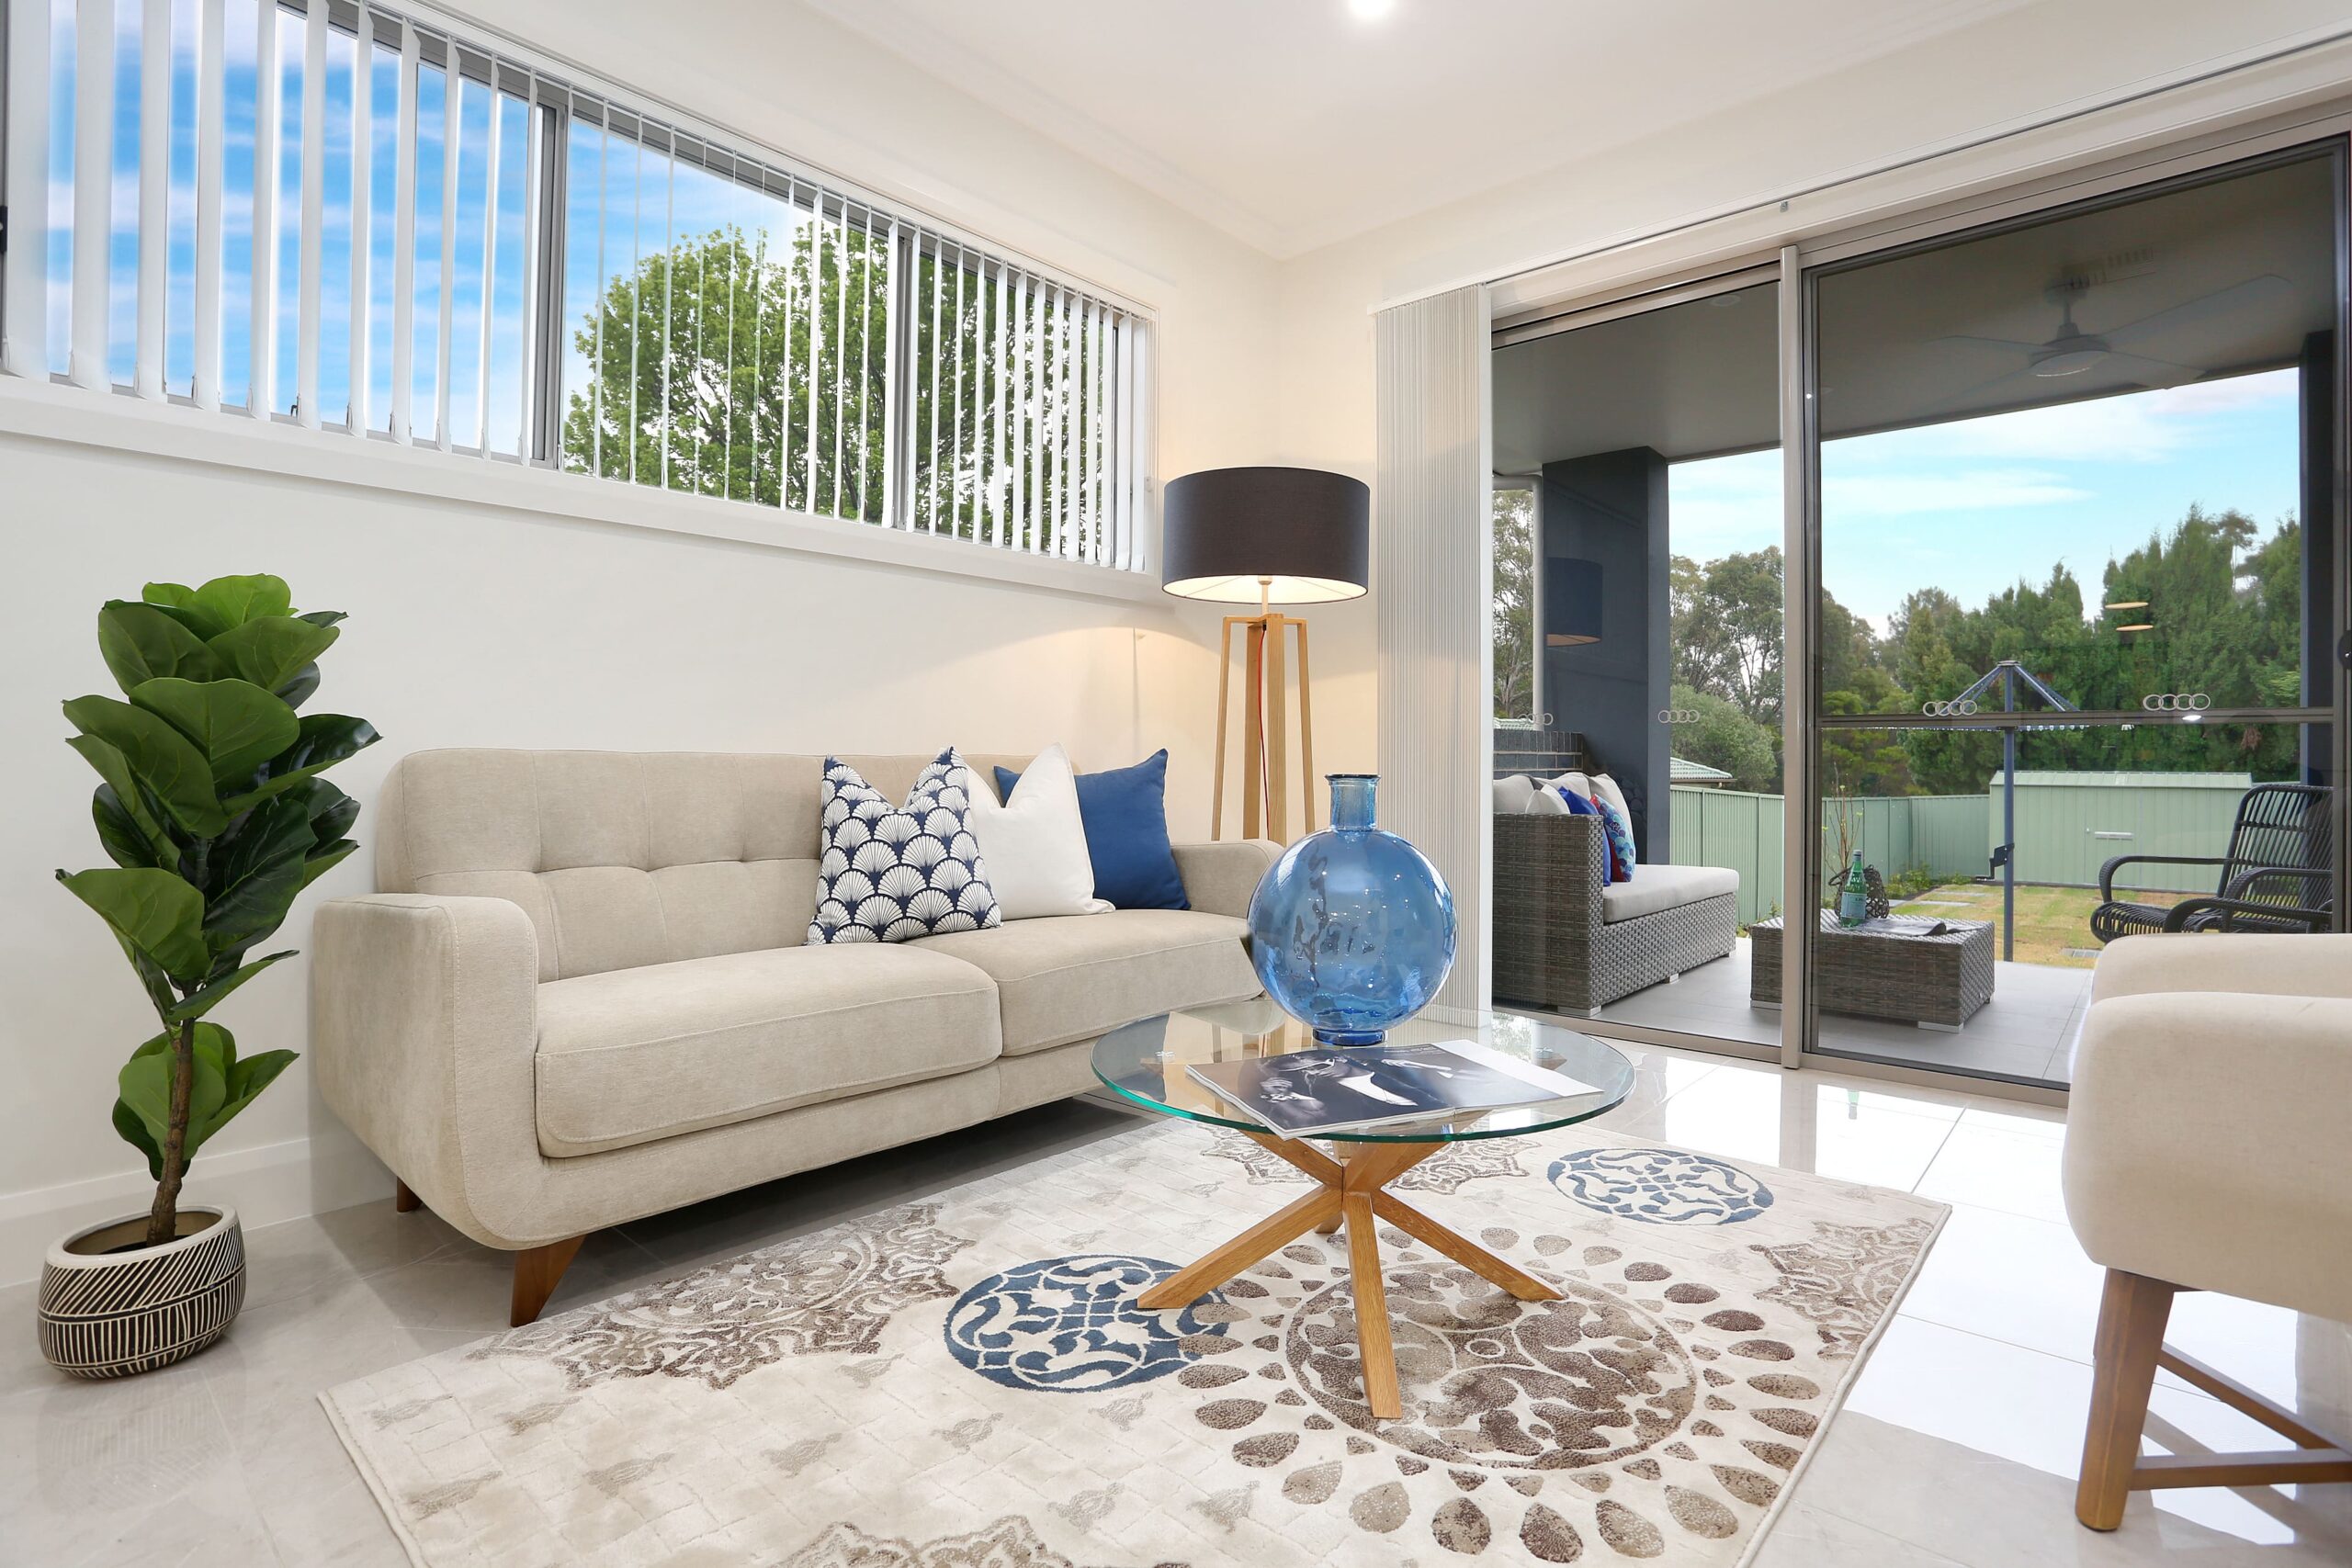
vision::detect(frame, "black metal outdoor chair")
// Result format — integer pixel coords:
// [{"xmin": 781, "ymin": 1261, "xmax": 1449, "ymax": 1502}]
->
[{"xmin": 2089, "ymin": 782, "xmax": 2336, "ymax": 942}]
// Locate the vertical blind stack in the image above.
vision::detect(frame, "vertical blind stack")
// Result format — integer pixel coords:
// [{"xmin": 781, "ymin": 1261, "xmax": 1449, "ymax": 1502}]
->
[
  {"xmin": 0, "ymin": 0, "xmax": 1152, "ymax": 572},
  {"xmin": 902, "ymin": 229, "xmax": 1150, "ymax": 569}
]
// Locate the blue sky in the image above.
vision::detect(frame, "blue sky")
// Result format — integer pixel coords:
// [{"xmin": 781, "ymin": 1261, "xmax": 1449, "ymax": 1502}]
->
[
  {"xmin": 41, "ymin": 0, "xmax": 788, "ymax": 457},
  {"xmin": 1668, "ymin": 367, "xmax": 2301, "ymax": 630}
]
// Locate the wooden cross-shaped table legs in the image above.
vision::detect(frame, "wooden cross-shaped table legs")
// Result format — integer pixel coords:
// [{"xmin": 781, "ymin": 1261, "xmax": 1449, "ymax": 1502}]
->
[{"xmin": 1136, "ymin": 1133, "xmax": 1558, "ymax": 1419}]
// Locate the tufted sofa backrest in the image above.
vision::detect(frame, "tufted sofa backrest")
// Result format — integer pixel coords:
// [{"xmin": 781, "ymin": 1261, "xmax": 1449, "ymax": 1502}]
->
[{"xmin": 375, "ymin": 749, "xmax": 1023, "ymax": 981}]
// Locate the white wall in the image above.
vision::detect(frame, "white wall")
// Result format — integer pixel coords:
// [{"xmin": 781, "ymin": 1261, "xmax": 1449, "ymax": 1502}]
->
[{"xmin": 0, "ymin": 0, "xmax": 1282, "ymax": 1280}]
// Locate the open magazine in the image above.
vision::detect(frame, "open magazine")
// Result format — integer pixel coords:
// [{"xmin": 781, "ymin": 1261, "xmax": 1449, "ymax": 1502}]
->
[{"xmin": 1187, "ymin": 1040, "xmax": 1606, "ymax": 1139}]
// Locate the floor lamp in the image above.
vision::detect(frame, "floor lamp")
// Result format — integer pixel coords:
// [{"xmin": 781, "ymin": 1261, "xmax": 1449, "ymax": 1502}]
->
[{"xmin": 1162, "ymin": 467, "xmax": 1370, "ymax": 841}]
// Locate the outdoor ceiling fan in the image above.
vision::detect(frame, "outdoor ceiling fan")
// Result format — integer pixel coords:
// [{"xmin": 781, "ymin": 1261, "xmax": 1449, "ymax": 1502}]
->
[{"xmin": 1928, "ymin": 272, "xmax": 2292, "ymax": 409}]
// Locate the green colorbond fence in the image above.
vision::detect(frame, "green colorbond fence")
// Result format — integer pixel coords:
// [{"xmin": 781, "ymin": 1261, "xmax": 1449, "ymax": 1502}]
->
[{"xmin": 1665, "ymin": 771, "xmax": 2253, "ymax": 921}]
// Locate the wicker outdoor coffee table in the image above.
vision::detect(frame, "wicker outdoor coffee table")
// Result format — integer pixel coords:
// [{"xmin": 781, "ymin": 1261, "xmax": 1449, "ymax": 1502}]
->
[{"xmin": 1750, "ymin": 908, "xmax": 1996, "ymax": 1030}]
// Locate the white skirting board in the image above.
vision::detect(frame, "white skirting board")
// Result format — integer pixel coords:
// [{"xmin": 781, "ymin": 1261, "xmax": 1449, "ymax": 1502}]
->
[{"xmin": 0, "ymin": 1128, "xmax": 390, "ymax": 1288}]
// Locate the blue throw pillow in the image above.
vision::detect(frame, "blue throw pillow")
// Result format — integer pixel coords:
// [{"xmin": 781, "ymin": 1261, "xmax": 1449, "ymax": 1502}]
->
[
  {"xmin": 1555, "ymin": 785, "xmax": 1598, "ymax": 816},
  {"xmin": 1588, "ymin": 792, "xmax": 1636, "ymax": 885},
  {"xmin": 996, "ymin": 750, "xmax": 1189, "ymax": 911}
]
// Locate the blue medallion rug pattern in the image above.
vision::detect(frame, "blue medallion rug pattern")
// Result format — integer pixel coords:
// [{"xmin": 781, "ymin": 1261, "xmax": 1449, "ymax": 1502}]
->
[
  {"xmin": 324, "ymin": 1123, "xmax": 1942, "ymax": 1568},
  {"xmin": 1548, "ymin": 1145, "xmax": 1778, "ymax": 1224},
  {"xmin": 945, "ymin": 1255, "xmax": 1230, "ymax": 1392}
]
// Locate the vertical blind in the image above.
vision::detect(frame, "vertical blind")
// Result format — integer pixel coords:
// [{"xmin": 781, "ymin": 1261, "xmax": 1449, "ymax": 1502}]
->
[{"xmin": 1, "ymin": 0, "xmax": 1155, "ymax": 570}]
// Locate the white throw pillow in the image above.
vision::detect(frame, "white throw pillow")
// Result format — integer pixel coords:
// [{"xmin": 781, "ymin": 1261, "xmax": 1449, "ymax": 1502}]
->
[
  {"xmin": 1492, "ymin": 774, "xmax": 1536, "ymax": 814},
  {"xmin": 966, "ymin": 744, "xmax": 1111, "ymax": 920},
  {"xmin": 1544, "ymin": 769, "xmax": 1592, "ymax": 803},
  {"xmin": 1589, "ymin": 773, "xmax": 1636, "ymax": 863},
  {"xmin": 1525, "ymin": 783, "xmax": 1573, "ymax": 814}
]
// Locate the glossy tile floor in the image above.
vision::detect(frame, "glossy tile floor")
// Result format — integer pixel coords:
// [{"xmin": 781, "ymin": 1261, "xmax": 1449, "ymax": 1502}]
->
[
  {"xmin": 6, "ymin": 1043, "xmax": 2346, "ymax": 1567},
  {"xmin": 1582, "ymin": 935, "xmax": 2093, "ymax": 1087}
]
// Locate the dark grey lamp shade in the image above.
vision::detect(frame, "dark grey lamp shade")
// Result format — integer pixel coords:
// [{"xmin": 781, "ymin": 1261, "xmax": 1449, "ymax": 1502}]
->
[{"xmin": 1160, "ymin": 466, "xmax": 1371, "ymax": 604}]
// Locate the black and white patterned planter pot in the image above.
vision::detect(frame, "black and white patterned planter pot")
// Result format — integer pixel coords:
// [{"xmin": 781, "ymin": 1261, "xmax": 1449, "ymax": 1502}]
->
[{"xmin": 39, "ymin": 1206, "xmax": 245, "ymax": 1379}]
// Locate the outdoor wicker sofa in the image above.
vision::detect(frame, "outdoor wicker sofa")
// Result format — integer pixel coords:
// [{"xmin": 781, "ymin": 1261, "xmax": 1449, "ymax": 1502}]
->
[{"xmin": 1492, "ymin": 812, "xmax": 1738, "ymax": 1015}]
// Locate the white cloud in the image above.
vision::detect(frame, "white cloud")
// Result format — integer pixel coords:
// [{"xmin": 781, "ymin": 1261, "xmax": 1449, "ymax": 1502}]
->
[
  {"xmin": 1845, "ymin": 367, "xmax": 2295, "ymax": 465},
  {"xmin": 1824, "ymin": 468, "xmax": 2091, "ymax": 518}
]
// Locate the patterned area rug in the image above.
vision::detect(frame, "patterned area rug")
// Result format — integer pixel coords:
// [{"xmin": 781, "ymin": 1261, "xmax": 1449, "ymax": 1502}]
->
[{"xmin": 323, "ymin": 1121, "xmax": 1945, "ymax": 1567}]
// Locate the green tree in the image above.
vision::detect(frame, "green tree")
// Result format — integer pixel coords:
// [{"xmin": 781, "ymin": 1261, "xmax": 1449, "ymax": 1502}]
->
[
  {"xmin": 1670, "ymin": 682, "xmax": 1779, "ymax": 792},
  {"xmin": 563, "ymin": 224, "xmax": 891, "ymax": 518},
  {"xmin": 1493, "ymin": 488, "xmax": 1536, "ymax": 722},
  {"xmin": 1670, "ymin": 547, "xmax": 1784, "ymax": 726}
]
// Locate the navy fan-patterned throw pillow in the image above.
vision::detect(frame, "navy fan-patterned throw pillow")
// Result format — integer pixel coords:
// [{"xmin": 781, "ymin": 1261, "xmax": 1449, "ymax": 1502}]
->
[{"xmin": 807, "ymin": 750, "xmax": 1002, "ymax": 943}]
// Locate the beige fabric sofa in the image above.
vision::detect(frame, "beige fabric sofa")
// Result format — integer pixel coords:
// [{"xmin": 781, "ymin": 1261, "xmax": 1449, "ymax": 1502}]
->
[
  {"xmin": 311, "ymin": 750, "xmax": 1276, "ymax": 1322},
  {"xmin": 2063, "ymin": 933, "xmax": 2352, "ymax": 1529}
]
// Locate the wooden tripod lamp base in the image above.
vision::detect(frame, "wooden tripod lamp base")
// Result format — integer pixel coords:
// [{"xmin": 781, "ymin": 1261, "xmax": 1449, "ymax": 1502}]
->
[{"xmin": 1213, "ymin": 610, "xmax": 1315, "ymax": 842}]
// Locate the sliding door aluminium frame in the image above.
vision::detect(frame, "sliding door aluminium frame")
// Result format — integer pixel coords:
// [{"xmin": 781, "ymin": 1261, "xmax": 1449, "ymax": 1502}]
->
[
  {"xmin": 1487, "ymin": 97, "xmax": 2352, "ymax": 1094},
  {"xmin": 1787, "ymin": 128, "xmax": 2352, "ymax": 1077}
]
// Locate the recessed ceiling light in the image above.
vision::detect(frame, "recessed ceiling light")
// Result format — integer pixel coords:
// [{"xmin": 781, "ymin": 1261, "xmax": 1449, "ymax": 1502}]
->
[{"xmin": 1349, "ymin": 0, "xmax": 1396, "ymax": 20}]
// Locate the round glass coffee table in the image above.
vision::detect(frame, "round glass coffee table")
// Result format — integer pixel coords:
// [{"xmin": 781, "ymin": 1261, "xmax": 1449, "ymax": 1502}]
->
[{"xmin": 1092, "ymin": 999, "xmax": 1634, "ymax": 1420}]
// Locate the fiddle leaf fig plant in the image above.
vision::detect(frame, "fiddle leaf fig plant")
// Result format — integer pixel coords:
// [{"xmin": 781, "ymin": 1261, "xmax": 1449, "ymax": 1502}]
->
[{"xmin": 59, "ymin": 576, "xmax": 379, "ymax": 1248}]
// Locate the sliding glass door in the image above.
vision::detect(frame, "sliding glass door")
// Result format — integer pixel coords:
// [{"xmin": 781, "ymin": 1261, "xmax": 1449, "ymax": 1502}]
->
[
  {"xmin": 1488, "ymin": 131, "xmax": 2348, "ymax": 1093},
  {"xmin": 1799, "ymin": 142, "xmax": 2346, "ymax": 1089},
  {"xmin": 1489, "ymin": 274, "xmax": 1787, "ymax": 1051}
]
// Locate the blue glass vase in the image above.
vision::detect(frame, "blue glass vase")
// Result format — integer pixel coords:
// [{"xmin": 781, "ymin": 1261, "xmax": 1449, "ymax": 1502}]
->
[{"xmin": 1246, "ymin": 774, "xmax": 1456, "ymax": 1045}]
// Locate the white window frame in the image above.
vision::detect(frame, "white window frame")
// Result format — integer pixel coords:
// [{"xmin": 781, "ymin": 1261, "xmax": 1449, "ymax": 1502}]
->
[{"xmin": 0, "ymin": 0, "xmax": 1160, "ymax": 597}]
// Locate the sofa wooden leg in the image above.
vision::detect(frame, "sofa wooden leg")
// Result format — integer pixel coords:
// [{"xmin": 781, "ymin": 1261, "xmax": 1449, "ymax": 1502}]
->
[
  {"xmin": 393, "ymin": 1178, "xmax": 422, "ymax": 1214},
  {"xmin": 2077, "ymin": 1269, "xmax": 2176, "ymax": 1530},
  {"xmin": 510, "ymin": 1235, "xmax": 586, "ymax": 1327}
]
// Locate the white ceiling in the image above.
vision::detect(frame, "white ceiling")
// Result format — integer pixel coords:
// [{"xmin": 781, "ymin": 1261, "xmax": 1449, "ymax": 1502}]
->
[{"xmin": 807, "ymin": 0, "xmax": 2056, "ymax": 258}]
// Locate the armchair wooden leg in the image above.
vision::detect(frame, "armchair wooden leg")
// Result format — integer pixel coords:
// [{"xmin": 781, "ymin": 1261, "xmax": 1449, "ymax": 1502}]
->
[
  {"xmin": 2078, "ymin": 1269, "xmax": 2176, "ymax": 1530},
  {"xmin": 393, "ymin": 1178, "xmax": 422, "ymax": 1214},
  {"xmin": 510, "ymin": 1235, "xmax": 586, "ymax": 1327}
]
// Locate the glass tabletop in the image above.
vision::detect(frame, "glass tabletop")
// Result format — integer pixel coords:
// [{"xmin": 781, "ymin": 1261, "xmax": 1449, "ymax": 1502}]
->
[{"xmin": 1091, "ymin": 999, "xmax": 1634, "ymax": 1144}]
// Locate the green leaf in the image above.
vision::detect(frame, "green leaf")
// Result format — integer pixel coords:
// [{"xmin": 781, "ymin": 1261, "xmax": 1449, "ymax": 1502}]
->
[
  {"xmin": 57, "ymin": 867, "xmax": 211, "ymax": 981},
  {"xmin": 207, "ymin": 615, "xmax": 339, "ymax": 694},
  {"xmin": 190, "ymin": 574, "xmax": 294, "ymax": 637},
  {"xmin": 301, "ymin": 778, "xmax": 360, "ymax": 843},
  {"xmin": 201, "ymin": 795, "xmax": 314, "ymax": 953},
  {"xmin": 129, "ymin": 678, "xmax": 300, "ymax": 787},
  {"xmin": 296, "ymin": 609, "xmax": 347, "ymax": 628},
  {"xmin": 67, "ymin": 734, "xmax": 180, "ymax": 861},
  {"xmin": 194, "ymin": 1048, "xmax": 299, "ymax": 1150},
  {"xmin": 118, "ymin": 1023, "xmax": 231, "ymax": 1156},
  {"xmin": 165, "ymin": 950, "xmax": 295, "ymax": 1023},
  {"xmin": 113, "ymin": 1097, "xmax": 164, "ymax": 1181},
  {"xmin": 274, "ymin": 663, "xmax": 321, "ymax": 711},
  {"xmin": 63, "ymin": 695, "xmax": 228, "ymax": 835},
  {"xmin": 130, "ymin": 948, "xmax": 178, "ymax": 1018},
  {"xmin": 222, "ymin": 714, "xmax": 380, "ymax": 811},
  {"xmin": 97, "ymin": 601, "xmax": 225, "ymax": 692},
  {"xmin": 298, "ymin": 838, "xmax": 358, "ymax": 891},
  {"xmin": 92, "ymin": 785, "xmax": 167, "ymax": 869}
]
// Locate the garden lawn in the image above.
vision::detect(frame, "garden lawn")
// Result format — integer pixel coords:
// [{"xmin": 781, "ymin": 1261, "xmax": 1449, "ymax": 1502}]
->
[{"xmin": 1889, "ymin": 881, "xmax": 2196, "ymax": 969}]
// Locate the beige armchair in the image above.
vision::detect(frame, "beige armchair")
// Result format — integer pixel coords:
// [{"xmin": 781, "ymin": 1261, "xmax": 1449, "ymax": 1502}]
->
[{"xmin": 2063, "ymin": 933, "xmax": 2352, "ymax": 1530}]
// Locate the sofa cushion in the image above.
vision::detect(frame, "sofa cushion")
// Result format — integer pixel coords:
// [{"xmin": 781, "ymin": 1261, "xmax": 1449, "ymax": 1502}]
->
[
  {"xmin": 534, "ymin": 943, "xmax": 1001, "ymax": 1156},
  {"xmin": 913, "ymin": 909, "xmax": 1258, "ymax": 1055},
  {"xmin": 1600, "ymin": 863, "xmax": 1739, "ymax": 922}
]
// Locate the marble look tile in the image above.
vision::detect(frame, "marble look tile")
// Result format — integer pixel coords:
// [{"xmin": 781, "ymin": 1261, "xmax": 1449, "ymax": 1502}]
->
[
  {"xmin": 1915, "ymin": 1116, "xmax": 2071, "ymax": 1222},
  {"xmin": 1609, "ymin": 1071, "xmax": 1962, "ymax": 1190},
  {"xmin": 0, "ymin": 1356, "xmax": 279, "ymax": 1568},
  {"xmin": 1833, "ymin": 1316, "xmax": 2352, "ymax": 1559},
  {"xmin": 1751, "ymin": 1500, "xmax": 1974, "ymax": 1566}
]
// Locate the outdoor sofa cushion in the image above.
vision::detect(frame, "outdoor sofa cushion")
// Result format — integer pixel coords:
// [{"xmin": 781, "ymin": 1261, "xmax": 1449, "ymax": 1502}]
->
[{"xmin": 1600, "ymin": 863, "xmax": 1739, "ymax": 922}]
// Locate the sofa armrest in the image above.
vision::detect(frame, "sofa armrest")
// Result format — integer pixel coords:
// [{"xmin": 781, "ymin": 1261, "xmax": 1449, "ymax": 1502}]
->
[
  {"xmin": 1172, "ymin": 840, "xmax": 1282, "ymax": 919},
  {"xmin": 2064, "ymin": 989, "xmax": 2352, "ymax": 1320},
  {"xmin": 2089, "ymin": 932, "xmax": 2352, "ymax": 1006},
  {"xmin": 311, "ymin": 893, "xmax": 548, "ymax": 1249}
]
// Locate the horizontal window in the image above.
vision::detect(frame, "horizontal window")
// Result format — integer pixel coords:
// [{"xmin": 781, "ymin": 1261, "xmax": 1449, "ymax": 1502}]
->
[{"xmin": 0, "ymin": 0, "xmax": 1154, "ymax": 571}]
